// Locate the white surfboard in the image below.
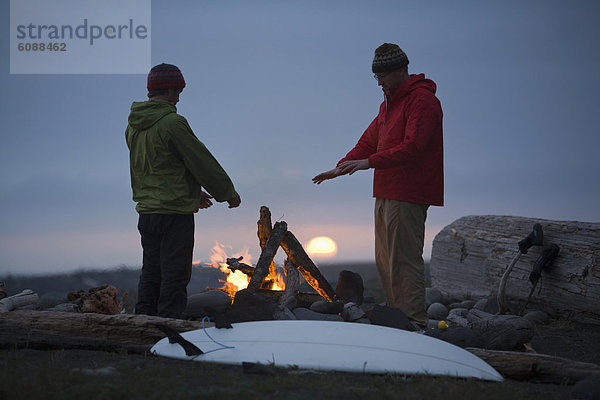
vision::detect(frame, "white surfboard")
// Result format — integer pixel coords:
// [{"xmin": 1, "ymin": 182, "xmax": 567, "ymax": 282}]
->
[{"xmin": 150, "ymin": 320, "xmax": 503, "ymax": 381}]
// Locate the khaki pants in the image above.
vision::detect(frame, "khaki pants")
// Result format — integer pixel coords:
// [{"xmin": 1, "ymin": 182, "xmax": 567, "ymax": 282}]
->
[{"xmin": 375, "ymin": 198, "xmax": 429, "ymax": 328}]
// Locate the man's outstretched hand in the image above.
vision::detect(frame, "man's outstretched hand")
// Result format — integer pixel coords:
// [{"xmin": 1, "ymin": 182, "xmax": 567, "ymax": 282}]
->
[
  {"xmin": 337, "ymin": 159, "xmax": 370, "ymax": 175},
  {"xmin": 312, "ymin": 168, "xmax": 344, "ymax": 184},
  {"xmin": 313, "ymin": 159, "xmax": 370, "ymax": 184}
]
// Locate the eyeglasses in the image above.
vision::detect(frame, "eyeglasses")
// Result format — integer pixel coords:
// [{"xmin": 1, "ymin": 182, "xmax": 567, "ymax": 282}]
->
[{"xmin": 373, "ymin": 72, "xmax": 391, "ymax": 81}]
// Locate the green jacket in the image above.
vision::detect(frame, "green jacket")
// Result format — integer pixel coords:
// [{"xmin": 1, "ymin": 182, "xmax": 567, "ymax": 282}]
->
[{"xmin": 125, "ymin": 100, "xmax": 237, "ymax": 214}]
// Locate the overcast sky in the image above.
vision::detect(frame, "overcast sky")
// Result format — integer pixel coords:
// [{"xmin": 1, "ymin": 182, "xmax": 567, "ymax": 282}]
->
[{"xmin": 1, "ymin": 0, "xmax": 599, "ymax": 275}]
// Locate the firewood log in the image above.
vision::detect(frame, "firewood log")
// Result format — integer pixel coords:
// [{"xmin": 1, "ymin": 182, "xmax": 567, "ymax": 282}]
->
[
  {"xmin": 466, "ymin": 347, "xmax": 600, "ymax": 383},
  {"xmin": 280, "ymin": 231, "xmax": 336, "ymax": 302},
  {"xmin": 257, "ymin": 206, "xmax": 277, "ymax": 280},
  {"xmin": 247, "ymin": 221, "xmax": 287, "ymax": 292},
  {"xmin": 280, "ymin": 259, "xmax": 300, "ymax": 309},
  {"xmin": 0, "ymin": 310, "xmax": 207, "ymax": 353}
]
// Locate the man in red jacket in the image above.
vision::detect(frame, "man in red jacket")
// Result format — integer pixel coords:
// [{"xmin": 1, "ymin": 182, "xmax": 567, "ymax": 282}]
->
[{"xmin": 313, "ymin": 43, "xmax": 443, "ymax": 329}]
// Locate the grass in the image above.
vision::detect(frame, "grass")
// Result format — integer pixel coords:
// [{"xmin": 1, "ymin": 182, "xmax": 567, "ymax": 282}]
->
[{"xmin": 0, "ymin": 348, "xmax": 573, "ymax": 400}]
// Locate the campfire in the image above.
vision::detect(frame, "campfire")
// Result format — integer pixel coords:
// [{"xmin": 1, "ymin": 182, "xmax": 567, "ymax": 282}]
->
[
  {"xmin": 190, "ymin": 206, "xmax": 337, "ymax": 326},
  {"xmin": 195, "ymin": 243, "xmax": 286, "ymax": 298}
]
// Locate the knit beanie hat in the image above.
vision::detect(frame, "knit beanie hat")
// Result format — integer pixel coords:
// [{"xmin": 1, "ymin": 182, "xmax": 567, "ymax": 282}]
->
[
  {"xmin": 372, "ymin": 43, "xmax": 409, "ymax": 73},
  {"xmin": 147, "ymin": 63, "xmax": 186, "ymax": 91}
]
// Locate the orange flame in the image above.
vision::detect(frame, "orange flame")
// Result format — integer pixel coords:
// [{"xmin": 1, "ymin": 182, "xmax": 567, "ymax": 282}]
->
[{"xmin": 193, "ymin": 242, "xmax": 286, "ymax": 296}]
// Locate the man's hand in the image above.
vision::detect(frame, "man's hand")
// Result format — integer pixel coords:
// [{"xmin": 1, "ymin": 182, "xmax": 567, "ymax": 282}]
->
[
  {"xmin": 337, "ymin": 159, "xmax": 370, "ymax": 175},
  {"xmin": 227, "ymin": 193, "xmax": 241, "ymax": 208},
  {"xmin": 197, "ymin": 190, "xmax": 214, "ymax": 209},
  {"xmin": 312, "ymin": 168, "xmax": 344, "ymax": 184}
]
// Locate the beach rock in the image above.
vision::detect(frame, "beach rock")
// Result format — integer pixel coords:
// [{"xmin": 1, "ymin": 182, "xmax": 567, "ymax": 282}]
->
[
  {"xmin": 310, "ymin": 300, "xmax": 344, "ymax": 315},
  {"xmin": 214, "ymin": 289, "xmax": 278, "ymax": 328},
  {"xmin": 524, "ymin": 310, "xmax": 550, "ymax": 324},
  {"xmin": 426, "ymin": 287, "xmax": 443, "ymax": 306},
  {"xmin": 449, "ymin": 300, "xmax": 475, "ymax": 310},
  {"xmin": 342, "ymin": 302, "xmax": 366, "ymax": 322},
  {"xmin": 473, "ymin": 298, "xmax": 488, "ymax": 311},
  {"xmin": 449, "ymin": 308, "xmax": 469, "ymax": 318},
  {"xmin": 446, "ymin": 308, "xmax": 469, "ymax": 327},
  {"xmin": 424, "ymin": 327, "xmax": 485, "ymax": 348},
  {"xmin": 427, "ymin": 302, "xmax": 448, "ymax": 320},
  {"xmin": 467, "ymin": 309, "xmax": 534, "ymax": 350},
  {"xmin": 427, "ymin": 319, "xmax": 440, "ymax": 329},
  {"xmin": 335, "ymin": 270, "xmax": 364, "ymax": 305},
  {"xmin": 183, "ymin": 289, "xmax": 232, "ymax": 319},
  {"xmin": 368, "ymin": 304, "xmax": 418, "ymax": 331},
  {"xmin": 293, "ymin": 307, "xmax": 344, "ymax": 322},
  {"xmin": 273, "ymin": 306, "xmax": 297, "ymax": 320}
]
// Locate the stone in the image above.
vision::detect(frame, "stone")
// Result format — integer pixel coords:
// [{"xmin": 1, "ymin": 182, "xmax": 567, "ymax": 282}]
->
[
  {"xmin": 427, "ymin": 319, "xmax": 440, "ymax": 329},
  {"xmin": 449, "ymin": 308, "xmax": 469, "ymax": 318},
  {"xmin": 214, "ymin": 289, "xmax": 278, "ymax": 328},
  {"xmin": 467, "ymin": 309, "xmax": 534, "ymax": 350},
  {"xmin": 310, "ymin": 300, "xmax": 344, "ymax": 315},
  {"xmin": 273, "ymin": 306, "xmax": 297, "ymax": 320},
  {"xmin": 293, "ymin": 307, "xmax": 344, "ymax": 322},
  {"xmin": 446, "ymin": 313, "xmax": 469, "ymax": 327},
  {"xmin": 355, "ymin": 318, "xmax": 371, "ymax": 324},
  {"xmin": 427, "ymin": 302, "xmax": 449, "ymax": 320},
  {"xmin": 449, "ymin": 300, "xmax": 475, "ymax": 310},
  {"xmin": 524, "ymin": 310, "xmax": 550, "ymax": 324},
  {"xmin": 473, "ymin": 298, "xmax": 488, "ymax": 311},
  {"xmin": 183, "ymin": 289, "xmax": 232, "ymax": 319},
  {"xmin": 335, "ymin": 270, "xmax": 364, "ymax": 305},
  {"xmin": 368, "ymin": 304, "xmax": 418, "ymax": 331},
  {"xmin": 426, "ymin": 287, "xmax": 443, "ymax": 306},
  {"xmin": 424, "ymin": 326, "xmax": 485, "ymax": 348},
  {"xmin": 342, "ymin": 302, "xmax": 366, "ymax": 322}
]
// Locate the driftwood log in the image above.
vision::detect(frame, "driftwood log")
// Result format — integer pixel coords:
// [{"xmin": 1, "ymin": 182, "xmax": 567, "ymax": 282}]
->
[
  {"xmin": 280, "ymin": 259, "xmax": 300, "ymax": 309},
  {"xmin": 0, "ymin": 310, "xmax": 207, "ymax": 353},
  {"xmin": 0, "ymin": 290, "xmax": 39, "ymax": 312},
  {"xmin": 281, "ymin": 231, "xmax": 336, "ymax": 302},
  {"xmin": 256, "ymin": 206, "xmax": 336, "ymax": 302},
  {"xmin": 257, "ymin": 206, "xmax": 277, "ymax": 283},
  {"xmin": 2, "ymin": 310, "xmax": 599, "ymax": 383},
  {"xmin": 431, "ymin": 215, "xmax": 600, "ymax": 325},
  {"xmin": 246, "ymin": 221, "xmax": 287, "ymax": 292},
  {"xmin": 467, "ymin": 347, "xmax": 600, "ymax": 383}
]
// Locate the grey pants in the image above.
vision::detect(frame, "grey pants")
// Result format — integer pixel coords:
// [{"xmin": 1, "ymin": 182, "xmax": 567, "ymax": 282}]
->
[{"xmin": 375, "ymin": 199, "xmax": 429, "ymax": 328}]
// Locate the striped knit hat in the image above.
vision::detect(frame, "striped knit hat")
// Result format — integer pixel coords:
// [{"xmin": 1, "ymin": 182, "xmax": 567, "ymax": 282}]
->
[
  {"xmin": 147, "ymin": 63, "xmax": 186, "ymax": 91},
  {"xmin": 372, "ymin": 43, "xmax": 409, "ymax": 73}
]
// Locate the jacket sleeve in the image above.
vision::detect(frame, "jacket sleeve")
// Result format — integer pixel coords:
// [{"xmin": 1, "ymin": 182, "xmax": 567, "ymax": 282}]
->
[
  {"xmin": 336, "ymin": 116, "xmax": 379, "ymax": 166},
  {"xmin": 167, "ymin": 115, "xmax": 238, "ymax": 202},
  {"xmin": 367, "ymin": 93, "xmax": 442, "ymax": 169}
]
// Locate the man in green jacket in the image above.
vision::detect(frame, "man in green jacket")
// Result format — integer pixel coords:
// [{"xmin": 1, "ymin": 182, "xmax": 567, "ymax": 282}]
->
[{"xmin": 126, "ymin": 63, "xmax": 241, "ymax": 318}]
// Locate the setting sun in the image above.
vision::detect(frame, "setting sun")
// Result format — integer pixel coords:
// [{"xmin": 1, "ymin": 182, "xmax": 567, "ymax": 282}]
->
[{"xmin": 306, "ymin": 236, "xmax": 338, "ymax": 258}]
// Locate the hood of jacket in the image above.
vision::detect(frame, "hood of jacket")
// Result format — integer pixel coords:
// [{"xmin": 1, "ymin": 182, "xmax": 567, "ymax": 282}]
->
[
  {"xmin": 385, "ymin": 73, "xmax": 437, "ymax": 102},
  {"xmin": 127, "ymin": 100, "xmax": 176, "ymax": 131}
]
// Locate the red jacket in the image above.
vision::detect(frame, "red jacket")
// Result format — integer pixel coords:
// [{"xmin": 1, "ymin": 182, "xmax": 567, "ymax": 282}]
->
[{"xmin": 338, "ymin": 74, "xmax": 444, "ymax": 206}]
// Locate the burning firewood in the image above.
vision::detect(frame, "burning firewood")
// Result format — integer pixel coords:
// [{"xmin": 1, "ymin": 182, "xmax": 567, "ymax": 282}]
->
[
  {"xmin": 247, "ymin": 221, "xmax": 288, "ymax": 292},
  {"xmin": 257, "ymin": 205, "xmax": 278, "ymax": 281},
  {"xmin": 280, "ymin": 259, "xmax": 300, "ymax": 309},
  {"xmin": 281, "ymin": 231, "xmax": 336, "ymax": 302},
  {"xmin": 226, "ymin": 256, "xmax": 255, "ymax": 276}
]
